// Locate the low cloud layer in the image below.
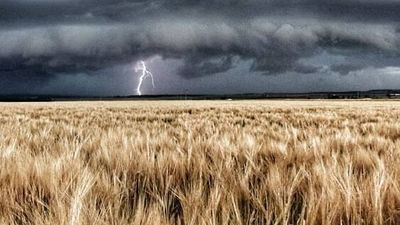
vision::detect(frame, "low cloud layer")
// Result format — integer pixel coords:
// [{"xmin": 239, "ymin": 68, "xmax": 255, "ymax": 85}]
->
[{"xmin": 1, "ymin": 0, "xmax": 400, "ymax": 95}]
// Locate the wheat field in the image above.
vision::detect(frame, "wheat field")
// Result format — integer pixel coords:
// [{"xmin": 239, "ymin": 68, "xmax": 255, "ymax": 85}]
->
[{"xmin": 0, "ymin": 100, "xmax": 400, "ymax": 225}]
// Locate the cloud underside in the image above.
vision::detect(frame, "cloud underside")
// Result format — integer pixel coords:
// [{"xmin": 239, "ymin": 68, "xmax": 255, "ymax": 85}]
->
[{"xmin": 0, "ymin": 0, "xmax": 400, "ymax": 80}]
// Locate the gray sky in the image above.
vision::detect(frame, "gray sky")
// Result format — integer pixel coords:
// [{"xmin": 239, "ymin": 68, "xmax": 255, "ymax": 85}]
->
[{"xmin": 1, "ymin": 0, "xmax": 400, "ymax": 95}]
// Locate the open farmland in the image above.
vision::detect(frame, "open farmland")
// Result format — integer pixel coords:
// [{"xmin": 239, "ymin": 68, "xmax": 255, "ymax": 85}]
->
[{"xmin": 1, "ymin": 100, "xmax": 400, "ymax": 225}]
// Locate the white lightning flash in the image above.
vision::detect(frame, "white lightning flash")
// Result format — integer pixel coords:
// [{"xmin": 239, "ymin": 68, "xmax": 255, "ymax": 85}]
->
[{"xmin": 134, "ymin": 60, "xmax": 155, "ymax": 96}]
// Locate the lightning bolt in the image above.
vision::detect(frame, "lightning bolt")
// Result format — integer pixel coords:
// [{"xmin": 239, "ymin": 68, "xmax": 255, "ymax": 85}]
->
[{"xmin": 135, "ymin": 60, "xmax": 155, "ymax": 96}]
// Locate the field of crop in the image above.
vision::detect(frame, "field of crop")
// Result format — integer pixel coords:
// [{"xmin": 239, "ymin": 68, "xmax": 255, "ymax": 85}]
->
[{"xmin": 0, "ymin": 100, "xmax": 400, "ymax": 225}]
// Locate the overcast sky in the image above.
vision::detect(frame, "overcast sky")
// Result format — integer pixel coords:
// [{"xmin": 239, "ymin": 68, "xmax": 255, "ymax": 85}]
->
[{"xmin": 1, "ymin": 0, "xmax": 400, "ymax": 95}]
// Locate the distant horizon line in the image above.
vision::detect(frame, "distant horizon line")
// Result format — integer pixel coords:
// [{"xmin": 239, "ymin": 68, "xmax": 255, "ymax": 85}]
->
[
  {"xmin": 0, "ymin": 89, "xmax": 399, "ymax": 102},
  {"xmin": 1, "ymin": 89, "xmax": 400, "ymax": 97}
]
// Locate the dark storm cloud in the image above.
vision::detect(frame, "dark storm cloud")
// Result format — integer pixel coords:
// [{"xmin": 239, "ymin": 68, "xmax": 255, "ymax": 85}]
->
[
  {"xmin": 5, "ymin": 0, "xmax": 400, "ymax": 23},
  {"xmin": 2, "ymin": 19, "xmax": 398, "ymax": 77},
  {"xmin": 3, "ymin": 0, "xmax": 400, "ymax": 24},
  {"xmin": 1, "ymin": 0, "xmax": 400, "ymax": 91},
  {"xmin": 330, "ymin": 63, "xmax": 365, "ymax": 75},
  {"xmin": 178, "ymin": 55, "xmax": 235, "ymax": 78}
]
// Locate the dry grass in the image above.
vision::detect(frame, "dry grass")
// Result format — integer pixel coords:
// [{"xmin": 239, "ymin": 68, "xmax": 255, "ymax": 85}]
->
[{"xmin": 1, "ymin": 100, "xmax": 400, "ymax": 225}]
